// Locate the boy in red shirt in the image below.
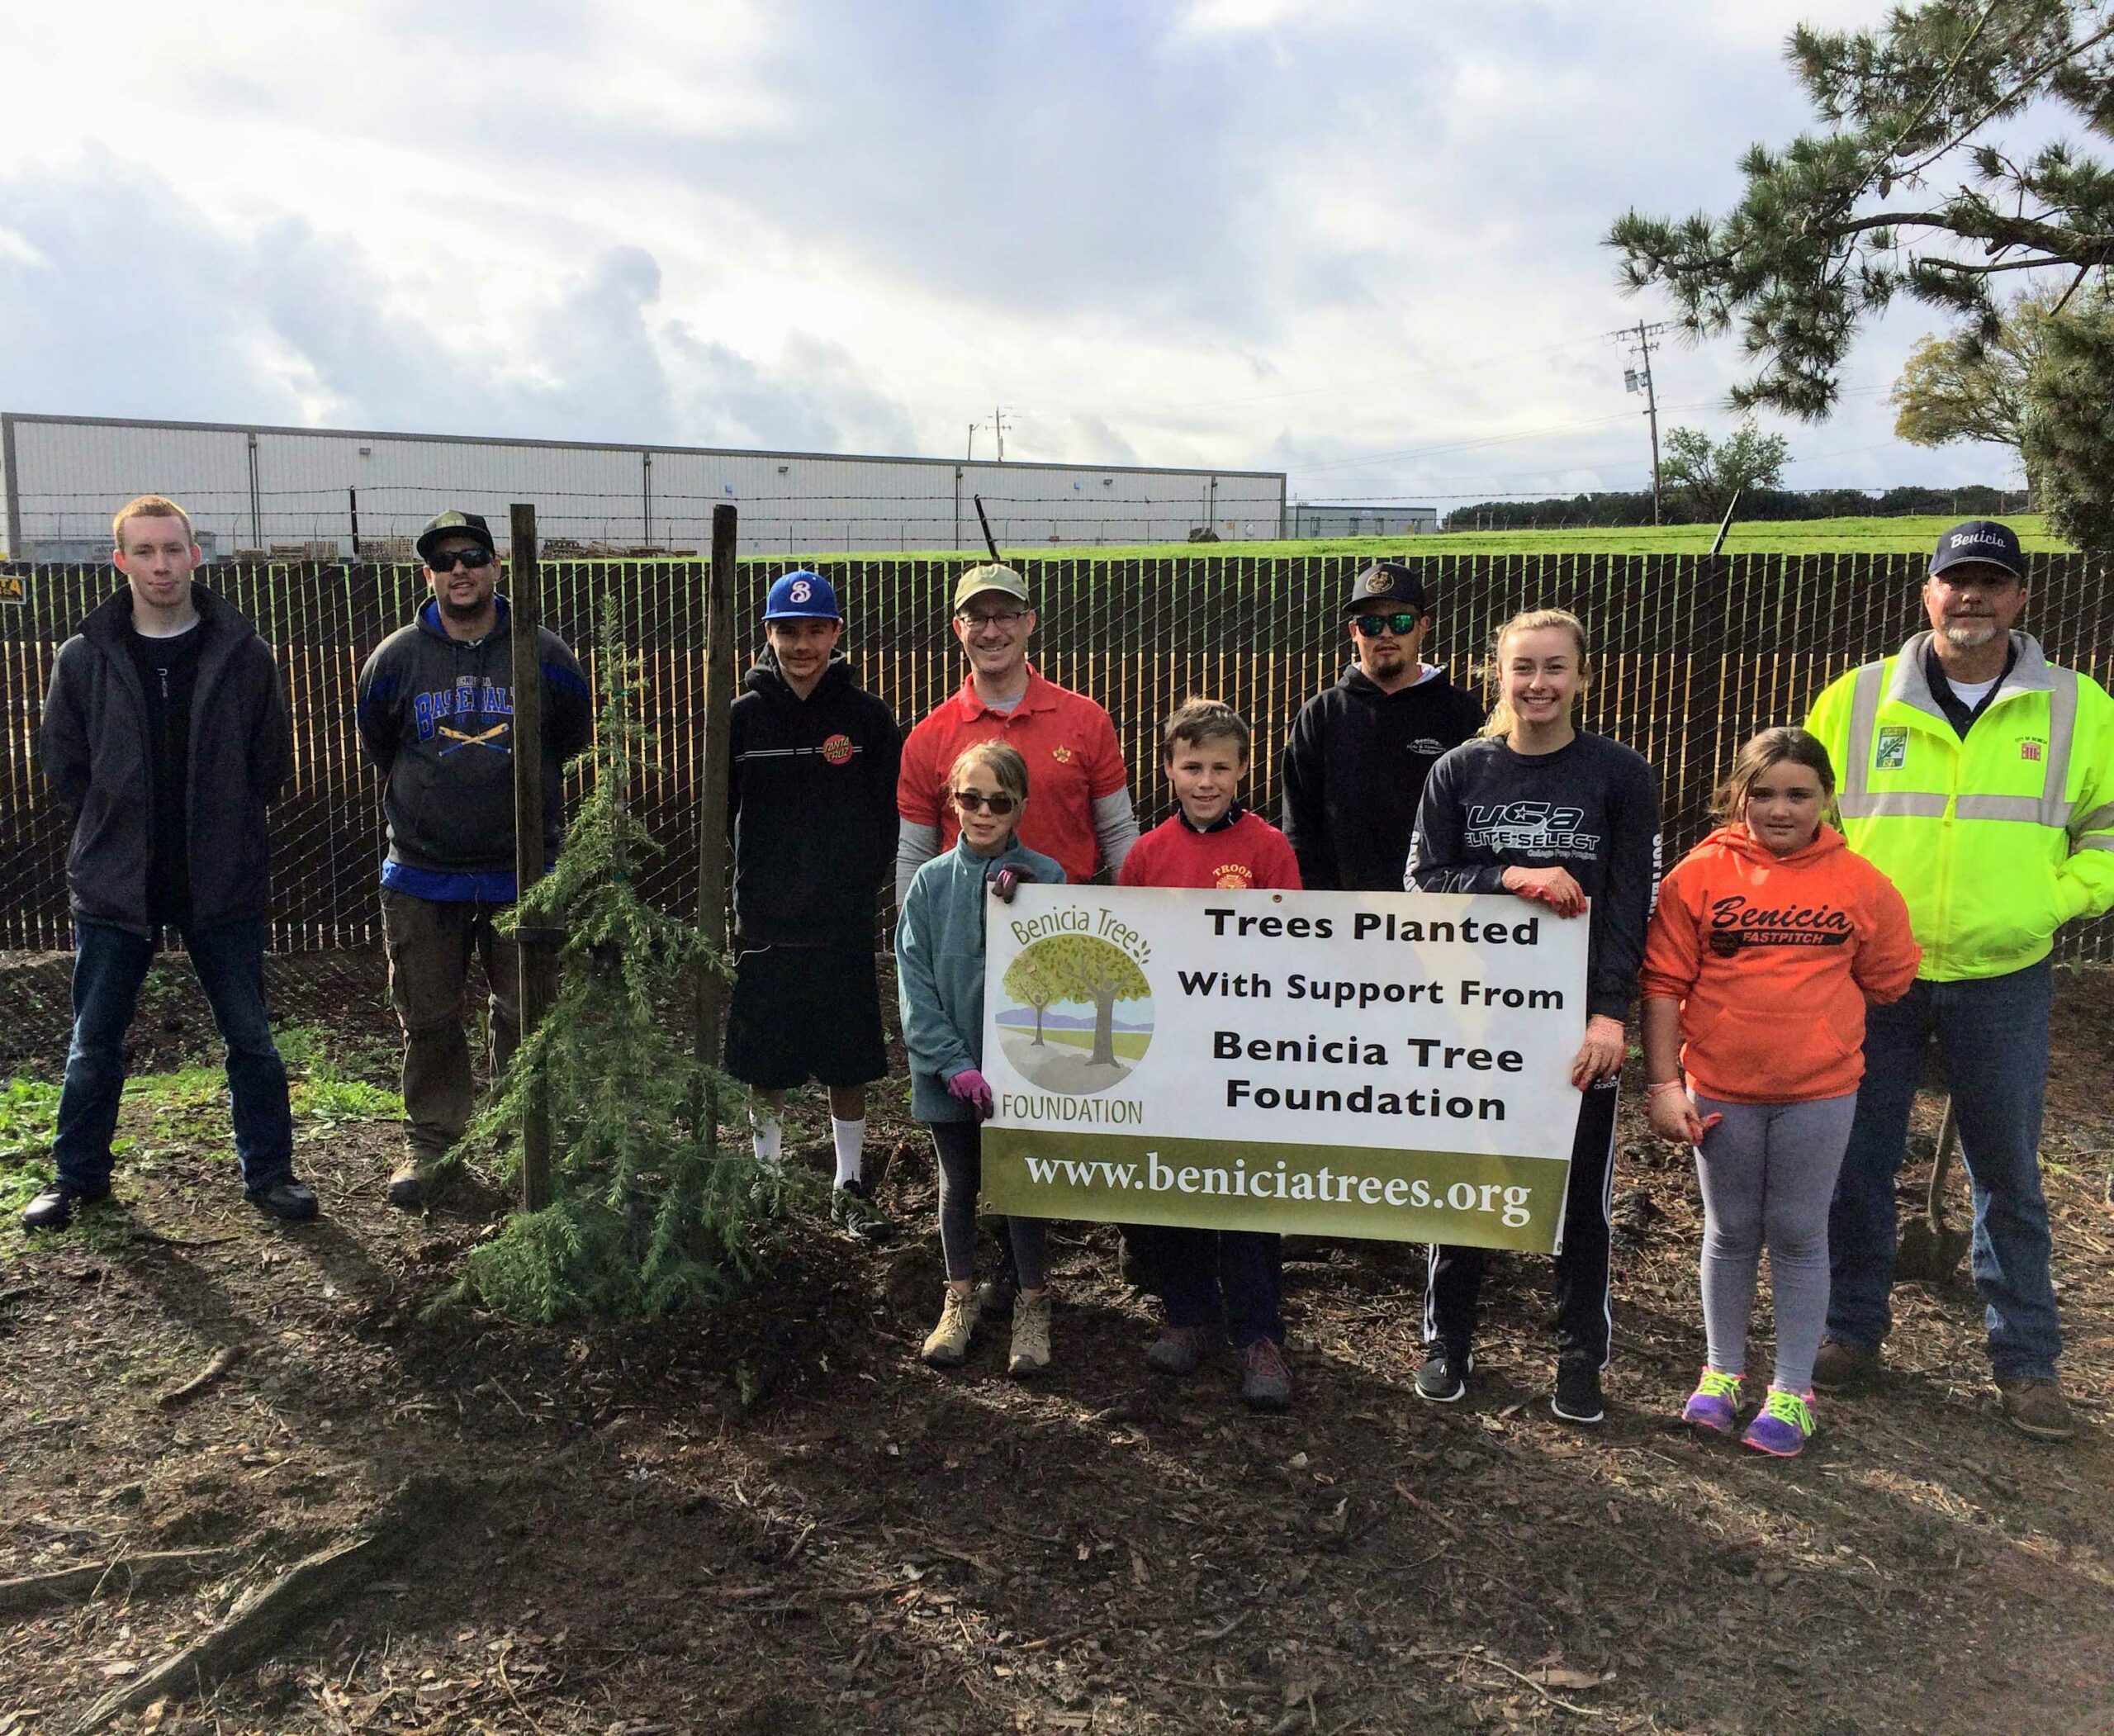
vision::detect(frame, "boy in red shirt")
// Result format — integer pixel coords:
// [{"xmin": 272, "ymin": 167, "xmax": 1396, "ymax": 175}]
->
[{"xmin": 1120, "ymin": 700, "xmax": 1301, "ymax": 1409}]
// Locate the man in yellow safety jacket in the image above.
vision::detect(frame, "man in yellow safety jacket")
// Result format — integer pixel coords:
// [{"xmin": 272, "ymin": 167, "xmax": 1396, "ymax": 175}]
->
[{"xmin": 1805, "ymin": 519, "xmax": 2114, "ymax": 1441}]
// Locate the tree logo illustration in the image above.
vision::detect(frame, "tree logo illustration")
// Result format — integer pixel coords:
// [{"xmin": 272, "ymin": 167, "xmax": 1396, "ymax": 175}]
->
[{"xmin": 996, "ymin": 935, "xmax": 1153, "ymax": 1094}]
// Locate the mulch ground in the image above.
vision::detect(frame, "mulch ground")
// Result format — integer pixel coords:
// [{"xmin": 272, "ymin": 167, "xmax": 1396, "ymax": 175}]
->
[{"xmin": 2, "ymin": 951, "xmax": 2111, "ymax": 1735}]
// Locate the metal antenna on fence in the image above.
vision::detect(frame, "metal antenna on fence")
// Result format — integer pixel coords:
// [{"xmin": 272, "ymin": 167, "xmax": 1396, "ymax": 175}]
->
[
  {"xmin": 973, "ymin": 495, "xmax": 1002, "ymax": 562},
  {"xmin": 508, "ymin": 502, "xmax": 554, "ymax": 1212},
  {"xmin": 1614, "ymin": 321, "xmax": 1669, "ymax": 524}
]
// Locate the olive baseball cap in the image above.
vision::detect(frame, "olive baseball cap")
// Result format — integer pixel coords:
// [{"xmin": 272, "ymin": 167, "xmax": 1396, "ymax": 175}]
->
[{"xmin": 952, "ymin": 563, "xmax": 1031, "ymax": 612}]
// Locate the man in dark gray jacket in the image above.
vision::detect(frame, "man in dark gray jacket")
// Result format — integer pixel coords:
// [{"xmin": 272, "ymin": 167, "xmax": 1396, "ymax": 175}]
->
[
  {"xmin": 26, "ymin": 494, "xmax": 312, "ymax": 1230},
  {"xmin": 355, "ymin": 510, "xmax": 590, "ymax": 1207}
]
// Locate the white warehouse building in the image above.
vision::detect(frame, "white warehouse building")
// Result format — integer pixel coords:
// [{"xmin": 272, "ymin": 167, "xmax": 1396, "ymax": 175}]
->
[{"xmin": 0, "ymin": 413, "xmax": 1287, "ymax": 560}]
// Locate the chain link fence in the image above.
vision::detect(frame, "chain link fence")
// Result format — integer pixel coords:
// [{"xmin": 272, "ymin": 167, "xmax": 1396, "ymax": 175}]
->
[{"xmin": 1, "ymin": 548, "xmax": 2108, "ymax": 1032}]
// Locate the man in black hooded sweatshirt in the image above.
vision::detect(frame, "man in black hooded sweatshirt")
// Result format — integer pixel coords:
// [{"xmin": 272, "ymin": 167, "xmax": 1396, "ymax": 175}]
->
[
  {"xmin": 725, "ymin": 570, "xmax": 901, "ymax": 1235},
  {"xmin": 1280, "ymin": 562, "xmax": 1485, "ymax": 892}
]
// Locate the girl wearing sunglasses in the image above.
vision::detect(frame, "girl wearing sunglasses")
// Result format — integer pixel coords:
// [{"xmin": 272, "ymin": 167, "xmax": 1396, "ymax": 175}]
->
[{"xmin": 895, "ymin": 742, "xmax": 1065, "ymax": 1376}]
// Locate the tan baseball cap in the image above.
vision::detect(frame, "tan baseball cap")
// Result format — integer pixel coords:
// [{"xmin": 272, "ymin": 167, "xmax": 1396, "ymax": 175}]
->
[{"xmin": 952, "ymin": 563, "xmax": 1030, "ymax": 612}]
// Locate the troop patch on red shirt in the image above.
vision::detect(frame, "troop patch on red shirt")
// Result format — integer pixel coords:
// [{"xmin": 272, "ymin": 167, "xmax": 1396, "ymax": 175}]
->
[
  {"xmin": 897, "ymin": 667, "xmax": 1129, "ymax": 885},
  {"xmin": 1118, "ymin": 810, "xmax": 1303, "ymax": 894}
]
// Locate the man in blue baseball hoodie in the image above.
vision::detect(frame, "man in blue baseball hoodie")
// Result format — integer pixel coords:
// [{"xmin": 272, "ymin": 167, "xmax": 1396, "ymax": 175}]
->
[
  {"xmin": 725, "ymin": 571, "xmax": 902, "ymax": 1235},
  {"xmin": 355, "ymin": 510, "xmax": 590, "ymax": 1207}
]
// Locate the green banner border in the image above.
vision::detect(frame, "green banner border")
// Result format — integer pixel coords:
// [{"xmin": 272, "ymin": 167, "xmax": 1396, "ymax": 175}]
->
[{"xmin": 981, "ymin": 1128, "xmax": 1567, "ymax": 1254}]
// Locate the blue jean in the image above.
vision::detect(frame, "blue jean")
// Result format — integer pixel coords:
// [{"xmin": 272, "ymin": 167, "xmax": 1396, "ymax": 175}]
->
[
  {"xmin": 1160, "ymin": 1228, "xmax": 1284, "ymax": 1349},
  {"xmin": 50, "ymin": 919, "xmax": 294, "ymax": 1195},
  {"xmin": 1826, "ymin": 959, "xmax": 2059, "ymax": 1380}
]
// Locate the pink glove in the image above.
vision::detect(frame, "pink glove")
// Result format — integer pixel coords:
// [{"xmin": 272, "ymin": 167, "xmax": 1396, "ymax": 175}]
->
[
  {"xmin": 988, "ymin": 866, "xmax": 1023, "ymax": 904},
  {"xmin": 947, "ymin": 1069, "xmax": 995, "ymax": 1122}
]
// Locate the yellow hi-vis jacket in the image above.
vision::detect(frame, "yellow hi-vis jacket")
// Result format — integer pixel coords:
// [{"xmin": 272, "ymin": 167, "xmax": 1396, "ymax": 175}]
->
[{"xmin": 1805, "ymin": 633, "xmax": 2114, "ymax": 981}]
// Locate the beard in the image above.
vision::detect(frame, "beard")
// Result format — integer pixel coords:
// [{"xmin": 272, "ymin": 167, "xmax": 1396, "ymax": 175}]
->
[
  {"xmin": 1940, "ymin": 618, "xmax": 2000, "ymax": 648},
  {"xmin": 438, "ymin": 591, "xmax": 490, "ymax": 622}
]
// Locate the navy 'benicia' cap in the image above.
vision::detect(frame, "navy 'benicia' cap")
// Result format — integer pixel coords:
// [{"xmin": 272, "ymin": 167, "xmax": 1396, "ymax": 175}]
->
[
  {"xmin": 763, "ymin": 570, "xmax": 842, "ymax": 621},
  {"xmin": 1930, "ymin": 519, "xmax": 2025, "ymax": 581}
]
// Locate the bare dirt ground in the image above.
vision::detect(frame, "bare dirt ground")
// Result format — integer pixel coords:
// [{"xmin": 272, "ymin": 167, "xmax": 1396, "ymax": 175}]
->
[{"xmin": 2, "ymin": 951, "xmax": 2111, "ymax": 1736}]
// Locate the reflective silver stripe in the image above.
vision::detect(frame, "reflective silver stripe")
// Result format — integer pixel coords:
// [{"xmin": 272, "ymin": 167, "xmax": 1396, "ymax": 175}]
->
[
  {"xmin": 2081, "ymin": 836, "xmax": 2114, "ymax": 855},
  {"xmin": 1843, "ymin": 662, "xmax": 1886, "ymax": 799},
  {"xmin": 2075, "ymin": 801, "xmax": 2114, "ymax": 837},
  {"xmin": 1955, "ymin": 794, "xmax": 2045, "ymax": 823},
  {"xmin": 2039, "ymin": 669, "xmax": 2078, "ymax": 828},
  {"xmin": 1837, "ymin": 792, "xmax": 1949, "ymax": 819}
]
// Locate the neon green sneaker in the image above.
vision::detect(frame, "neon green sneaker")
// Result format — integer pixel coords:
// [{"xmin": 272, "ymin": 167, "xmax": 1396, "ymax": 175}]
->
[
  {"xmin": 1682, "ymin": 1367, "xmax": 1742, "ymax": 1435},
  {"xmin": 1742, "ymin": 1387, "xmax": 1815, "ymax": 1458}
]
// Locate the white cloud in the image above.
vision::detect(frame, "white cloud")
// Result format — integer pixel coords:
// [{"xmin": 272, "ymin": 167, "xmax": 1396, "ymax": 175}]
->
[{"xmin": 0, "ymin": 0, "xmax": 2033, "ymax": 503}]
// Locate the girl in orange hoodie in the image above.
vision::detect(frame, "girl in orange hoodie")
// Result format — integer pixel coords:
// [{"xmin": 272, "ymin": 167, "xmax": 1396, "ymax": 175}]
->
[{"xmin": 1641, "ymin": 728, "xmax": 1919, "ymax": 1457}]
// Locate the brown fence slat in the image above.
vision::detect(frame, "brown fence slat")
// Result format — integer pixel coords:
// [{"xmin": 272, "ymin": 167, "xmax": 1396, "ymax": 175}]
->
[{"xmin": 0, "ymin": 551, "xmax": 2107, "ymax": 967}]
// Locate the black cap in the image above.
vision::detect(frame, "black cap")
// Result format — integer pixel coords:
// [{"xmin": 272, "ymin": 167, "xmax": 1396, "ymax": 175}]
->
[
  {"xmin": 415, "ymin": 510, "xmax": 496, "ymax": 565},
  {"xmin": 1343, "ymin": 561, "xmax": 1427, "ymax": 616},
  {"xmin": 1929, "ymin": 519, "xmax": 2024, "ymax": 581}
]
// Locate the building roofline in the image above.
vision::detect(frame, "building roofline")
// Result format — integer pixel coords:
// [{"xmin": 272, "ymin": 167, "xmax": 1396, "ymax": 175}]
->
[{"xmin": 0, "ymin": 410, "xmax": 1286, "ymax": 486}]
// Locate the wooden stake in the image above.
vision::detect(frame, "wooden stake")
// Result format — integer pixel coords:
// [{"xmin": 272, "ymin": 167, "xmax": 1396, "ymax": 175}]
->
[
  {"xmin": 693, "ymin": 505, "xmax": 737, "ymax": 1137},
  {"xmin": 509, "ymin": 503, "xmax": 553, "ymax": 1212}
]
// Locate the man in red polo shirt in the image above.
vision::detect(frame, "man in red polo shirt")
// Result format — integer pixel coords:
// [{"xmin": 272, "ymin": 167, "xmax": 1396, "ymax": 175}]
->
[{"xmin": 894, "ymin": 563, "xmax": 1138, "ymax": 904}]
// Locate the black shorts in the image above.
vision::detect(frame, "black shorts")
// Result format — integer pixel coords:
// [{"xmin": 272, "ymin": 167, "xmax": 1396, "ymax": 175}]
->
[{"xmin": 723, "ymin": 942, "xmax": 888, "ymax": 1090}]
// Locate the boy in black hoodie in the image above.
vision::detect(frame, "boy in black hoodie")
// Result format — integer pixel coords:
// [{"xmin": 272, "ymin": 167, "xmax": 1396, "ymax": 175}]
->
[{"xmin": 726, "ymin": 571, "xmax": 902, "ymax": 1233}]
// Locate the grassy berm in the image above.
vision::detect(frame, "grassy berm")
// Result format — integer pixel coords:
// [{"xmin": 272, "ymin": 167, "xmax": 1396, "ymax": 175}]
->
[{"xmin": 1, "ymin": 950, "xmax": 2111, "ymax": 1734}]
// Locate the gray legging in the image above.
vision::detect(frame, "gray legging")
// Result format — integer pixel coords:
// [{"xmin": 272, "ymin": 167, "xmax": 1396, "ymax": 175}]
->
[
  {"xmin": 929, "ymin": 1121, "xmax": 1047, "ymax": 1291},
  {"xmin": 1692, "ymin": 1091, "xmax": 1860, "ymax": 1395}
]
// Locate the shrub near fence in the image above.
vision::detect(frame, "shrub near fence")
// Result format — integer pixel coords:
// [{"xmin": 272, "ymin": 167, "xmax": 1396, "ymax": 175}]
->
[{"xmin": 1, "ymin": 551, "xmax": 2109, "ymax": 966}]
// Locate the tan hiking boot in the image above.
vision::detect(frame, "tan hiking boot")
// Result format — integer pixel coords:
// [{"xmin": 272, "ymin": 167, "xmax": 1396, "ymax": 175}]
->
[
  {"xmin": 387, "ymin": 1157, "xmax": 427, "ymax": 1210},
  {"xmin": 920, "ymin": 1288, "xmax": 980, "ymax": 1368},
  {"xmin": 1998, "ymin": 1376, "xmax": 2074, "ymax": 1442},
  {"xmin": 1008, "ymin": 1293, "xmax": 1051, "ymax": 1378}
]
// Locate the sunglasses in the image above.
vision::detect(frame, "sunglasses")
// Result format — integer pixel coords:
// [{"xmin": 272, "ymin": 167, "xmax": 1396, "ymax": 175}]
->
[
  {"xmin": 1353, "ymin": 610, "xmax": 1420, "ymax": 637},
  {"xmin": 429, "ymin": 548, "xmax": 495, "ymax": 573},
  {"xmin": 950, "ymin": 789, "xmax": 1018, "ymax": 815}
]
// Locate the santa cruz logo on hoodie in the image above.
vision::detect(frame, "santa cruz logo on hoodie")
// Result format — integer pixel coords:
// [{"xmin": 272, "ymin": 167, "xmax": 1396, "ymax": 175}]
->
[{"xmin": 1705, "ymin": 894, "xmax": 1853, "ymax": 956}]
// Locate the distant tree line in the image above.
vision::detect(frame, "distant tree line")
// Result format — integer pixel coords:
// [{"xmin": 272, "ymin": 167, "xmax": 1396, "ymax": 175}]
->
[{"xmin": 1441, "ymin": 484, "xmax": 2028, "ymax": 534}]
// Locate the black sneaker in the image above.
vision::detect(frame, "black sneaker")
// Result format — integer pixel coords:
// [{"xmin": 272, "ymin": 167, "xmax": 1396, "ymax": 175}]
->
[
  {"xmin": 1415, "ymin": 1346, "xmax": 1473, "ymax": 1403},
  {"xmin": 1552, "ymin": 1359, "xmax": 1605, "ymax": 1425},
  {"xmin": 830, "ymin": 1177, "xmax": 893, "ymax": 1242},
  {"xmin": 20, "ymin": 1181, "xmax": 108, "ymax": 1233},
  {"xmin": 247, "ymin": 1178, "xmax": 320, "ymax": 1222}
]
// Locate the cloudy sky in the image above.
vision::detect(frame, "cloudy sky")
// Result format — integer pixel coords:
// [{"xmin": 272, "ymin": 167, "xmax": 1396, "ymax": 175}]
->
[{"xmin": 0, "ymin": 1, "xmax": 2045, "ymax": 506}]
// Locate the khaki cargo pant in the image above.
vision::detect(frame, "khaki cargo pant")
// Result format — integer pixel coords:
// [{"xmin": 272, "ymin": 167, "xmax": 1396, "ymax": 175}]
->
[{"xmin": 382, "ymin": 890, "xmax": 522, "ymax": 1164}]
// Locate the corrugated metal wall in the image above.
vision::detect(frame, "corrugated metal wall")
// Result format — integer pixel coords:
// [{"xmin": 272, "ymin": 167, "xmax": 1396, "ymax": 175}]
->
[{"xmin": 2, "ymin": 415, "xmax": 1286, "ymax": 557}]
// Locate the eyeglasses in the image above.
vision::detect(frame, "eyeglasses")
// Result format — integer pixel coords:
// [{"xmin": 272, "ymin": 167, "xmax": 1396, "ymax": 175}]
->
[
  {"xmin": 1353, "ymin": 610, "xmax": 1420, "ymax": 637},
  {"xmin": 950, "ymin": 789, "xmax": 1018, "ymax": 815},
  {"xmin": 429, "ymin": 548, "xmax": 495, "ymax": 573},
  {"xmin": 956, "ymin": 609, "xmax": 1027, "ymax": 628}
]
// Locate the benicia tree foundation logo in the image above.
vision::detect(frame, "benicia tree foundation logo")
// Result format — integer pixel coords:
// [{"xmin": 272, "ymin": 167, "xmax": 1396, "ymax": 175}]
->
[{"xmin": 997, "ymin": 935, "xmax": 1154, "ymax": 1094}]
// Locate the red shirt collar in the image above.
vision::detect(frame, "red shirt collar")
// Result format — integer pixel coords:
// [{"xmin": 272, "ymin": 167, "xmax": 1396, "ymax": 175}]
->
[{"xmin": 955, "ymin": 663, "xmax": 1058, "ymax": 720}]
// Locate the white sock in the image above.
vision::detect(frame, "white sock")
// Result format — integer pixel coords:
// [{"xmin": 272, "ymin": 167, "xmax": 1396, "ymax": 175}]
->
[
  {"xmin": 832, "ymin": 1117, "xmax": 865, "ymax": 1188},
  {"xmin": 751, "ymin": 1111, "xmax": 783, "ymax": 1166}
]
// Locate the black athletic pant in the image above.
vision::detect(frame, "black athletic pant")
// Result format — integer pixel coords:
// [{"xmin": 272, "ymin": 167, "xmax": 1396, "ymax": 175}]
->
[{"xmin": 1424, "ymin": 1077, "xmax": 1619, "ymax": 1368}]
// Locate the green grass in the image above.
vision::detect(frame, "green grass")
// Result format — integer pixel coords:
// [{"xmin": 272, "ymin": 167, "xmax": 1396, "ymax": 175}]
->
[
  {"xmin": 737, "ymin": 513, "xmax": 2069, "ymax": 564},
  {"xmin": 1015, "ymin": 1027, "xmax": 1152, "ymax": 1060},
  {"xmin": 0, "ymin": 1079, "xmax": 61, "ymax": 1215}
]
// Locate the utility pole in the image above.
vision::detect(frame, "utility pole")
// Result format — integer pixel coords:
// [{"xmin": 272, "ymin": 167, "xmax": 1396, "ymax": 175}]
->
[
  {"xmin": 993, "ymin": 406, "xmax": 1012, "ymax": 462},
  {"xmin": 1614, "ymin": 320, "xmax": 1669, "ymax": 524},
  {"xmin": 967, "ymin": 421, "xmax": 983, "ymax": 461}
]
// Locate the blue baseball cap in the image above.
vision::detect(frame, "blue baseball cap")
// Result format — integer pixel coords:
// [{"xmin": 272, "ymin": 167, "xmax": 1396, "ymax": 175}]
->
[{"xmin": 762, "ymin": 570, "xmax": 841, "ymax": 621}]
